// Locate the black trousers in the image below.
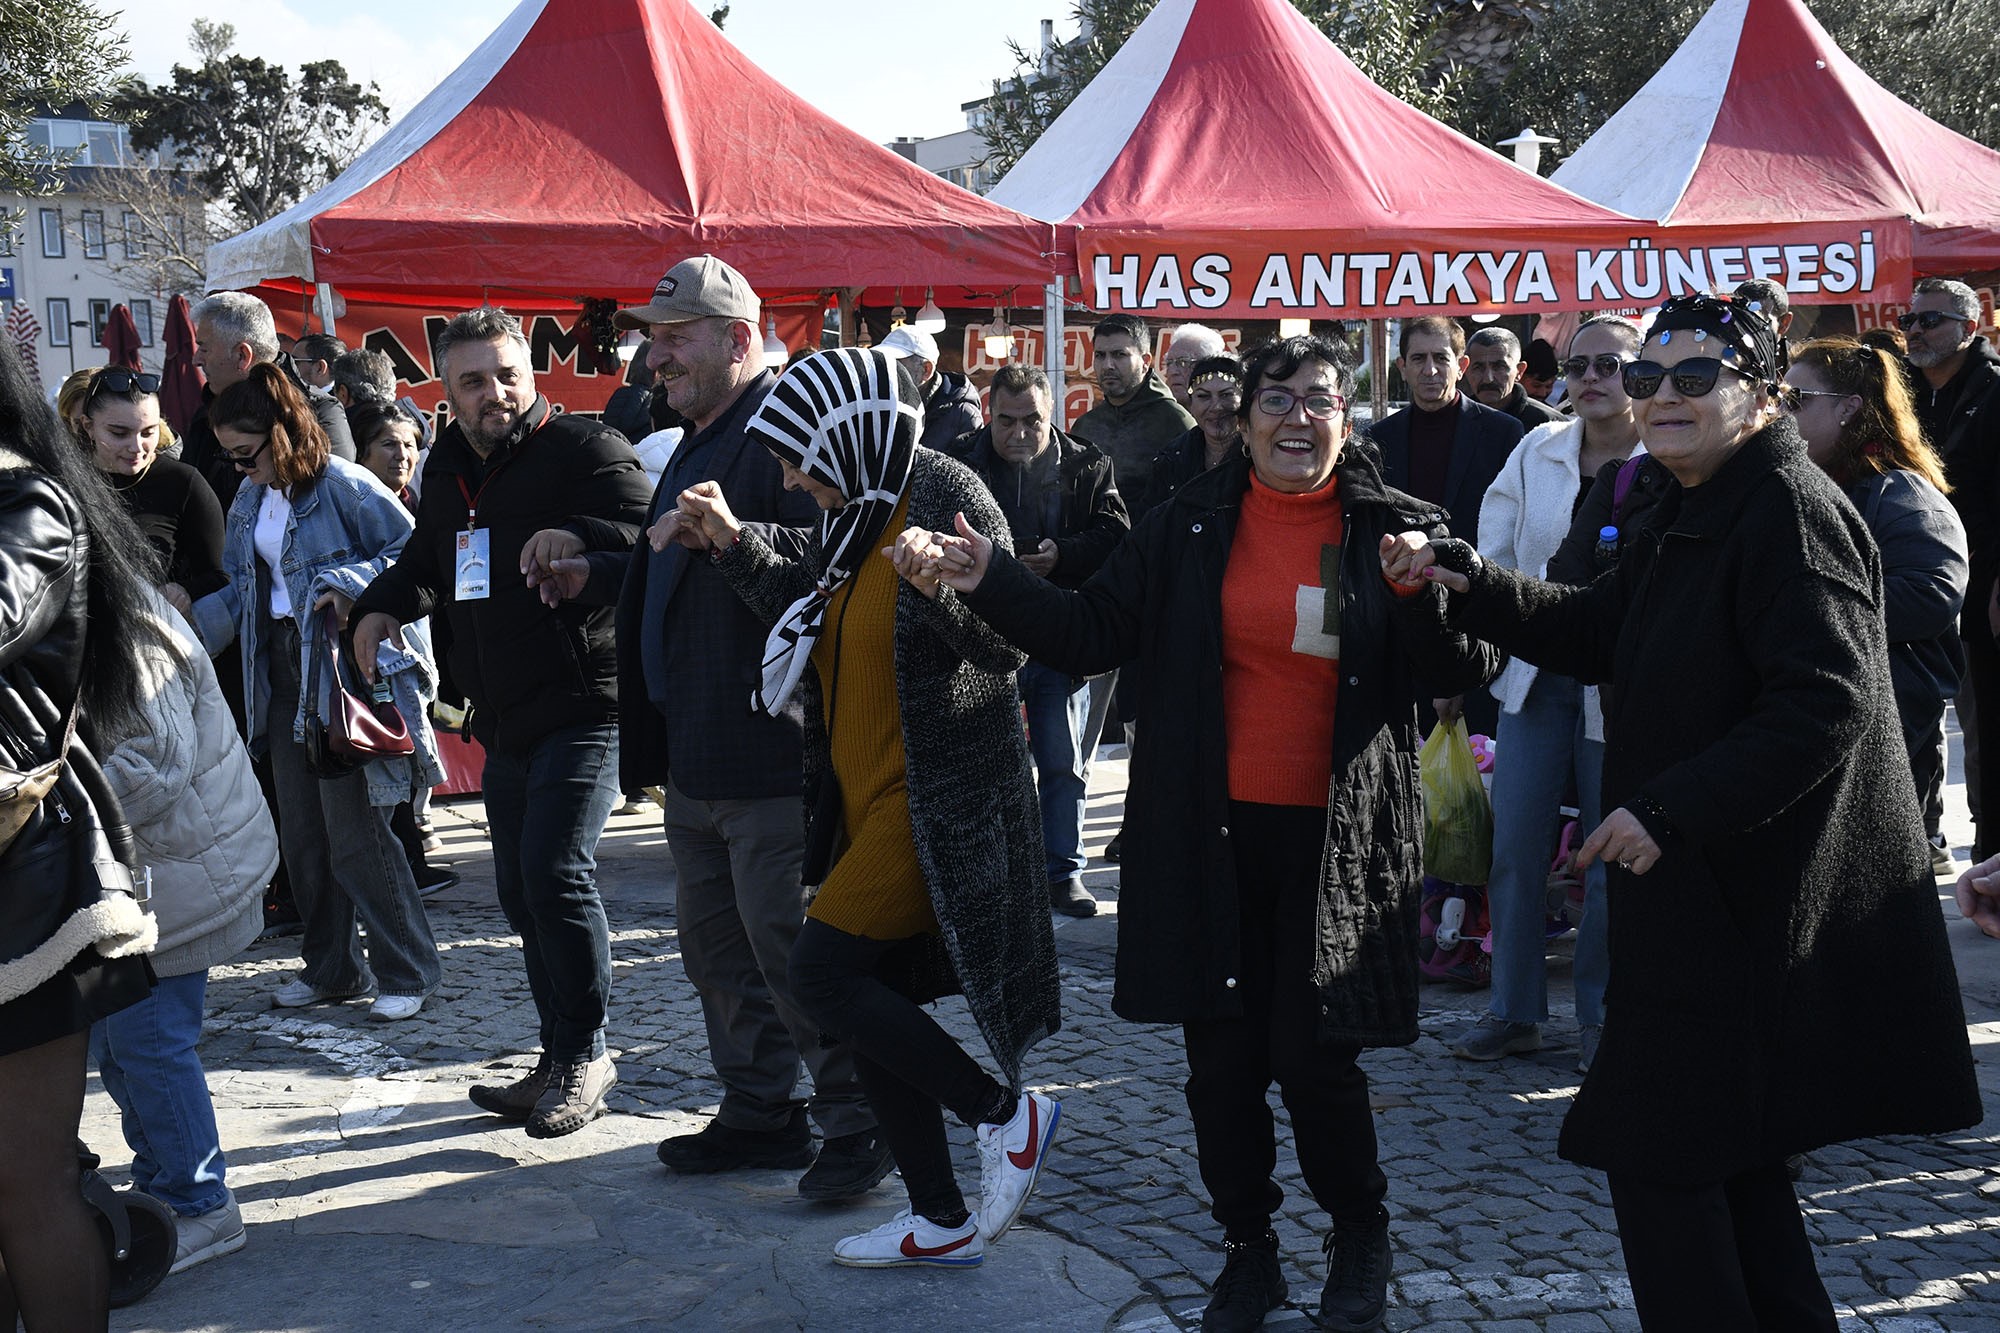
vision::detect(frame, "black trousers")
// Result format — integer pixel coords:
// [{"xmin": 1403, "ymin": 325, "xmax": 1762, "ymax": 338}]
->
[
  {"xmin": 789, "ymin": 917, "xmax": 1006, "ymax": 1221},
  {"xmin": 1608, "ymin": 1163, "xmax": 1836, "ymax": 1331},
  {"xmin": 1963, "ymin": 630, "xmax": 2000, "ymax": 853},
  {"xmin": 1182, "ymin": 801, "xmax": 1387, "ymax": 1241}
]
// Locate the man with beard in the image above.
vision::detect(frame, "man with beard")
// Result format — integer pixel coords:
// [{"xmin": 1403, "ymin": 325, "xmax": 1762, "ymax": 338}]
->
[
  {"xmin": 353, "ymin": 307, "xmax": 652, "ymax": 1137},
  {"xmin": 1910, "ymin": 278, "xmax": 2000, "ymax": 856},
  {"xmin": 1465, "ymin": 327, "xmax": 1564, "ymax": 433}
]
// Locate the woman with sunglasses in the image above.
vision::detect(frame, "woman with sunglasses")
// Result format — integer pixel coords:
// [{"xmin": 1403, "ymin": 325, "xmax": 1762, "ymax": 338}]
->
[
  {"xmin": 80, "ymin": 368, "xmax": 226, "ymax": 605},
  {"xmin": 913, "ymin": 335, "xmax": 1498, "ymax": 1332},
  {"xmin": 1384, "ymin": 293, "xmax": 1981, "ymax": 1327},
  {"xmin": 1788, "ymin": 338, "xmax": 1967, "ymax": 870},
  {"xmin": 1449, "ymin": 316, "xmax": 1642, "ymax": 1075},
  {"xmin": 188, "ymin": 364, "xmax": 444, "ymax": 1020}
]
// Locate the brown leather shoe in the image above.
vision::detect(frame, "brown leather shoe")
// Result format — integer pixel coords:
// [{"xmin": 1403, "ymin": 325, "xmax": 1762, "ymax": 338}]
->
[
  {"xmin": 468, "ymin": 1054, "xmax": 554, "ymax": 1122},
  {"xmin": 525, "ymin": 1054, "xmax": 618, "ymax": 1139}
]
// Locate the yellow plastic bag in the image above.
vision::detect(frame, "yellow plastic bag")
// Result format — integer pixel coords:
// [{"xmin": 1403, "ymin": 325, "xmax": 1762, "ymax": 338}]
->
[{"xmin": 1419, "ymin": 717, "xmax": 1493, "ymax": 885}]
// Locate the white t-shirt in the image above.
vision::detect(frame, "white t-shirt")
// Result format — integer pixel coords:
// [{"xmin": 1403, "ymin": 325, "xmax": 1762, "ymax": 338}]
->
[{"xmin": 253, "ymin": 486, "xmax": 293, "ymax": 619}]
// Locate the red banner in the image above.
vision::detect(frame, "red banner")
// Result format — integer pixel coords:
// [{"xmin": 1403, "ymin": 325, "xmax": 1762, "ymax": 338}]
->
[{"xmin": 1081, "ymin": 223, "xmax": 1913, "ymax": 318}]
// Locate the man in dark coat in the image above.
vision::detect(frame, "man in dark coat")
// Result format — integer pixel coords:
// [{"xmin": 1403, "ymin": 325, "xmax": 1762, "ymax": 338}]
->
[
  {"xmin": 1465, "ymin": 326, "xmax": 1565, "ymax": 433},
  {"xmin": 353, "ymin": 306, "xmax": 652, "ymax": 1139},
  {"xmin": 956, "ymin": 363, "xmax": 1129, "ymax": 917},
  {"xmin": 1910, "ymin": 278, "xmax": 2000, "ymax": 856},
  {"xmin": 542, "ymin": 256, "xmax": 887, "ymax": 1200},
  {"xmin": 1367, "ymin": 315, "xmax": 1523, "ymax": 737}
]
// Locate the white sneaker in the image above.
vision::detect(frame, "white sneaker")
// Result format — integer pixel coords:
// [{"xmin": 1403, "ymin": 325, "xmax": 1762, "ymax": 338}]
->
[
  {"xmin": 270, "ymin": 975, "xmax": 368, "ymax": 1009},
  {"xmin": 975, "ymin": 1090, "xmax": 1060, "ymax": 1242},
  {"xmin": 370, "ymin": 993, "xmax": 425, "ymax": 1021},
  {"xmin": 169, "ymin": 1191, "xmax": 246, "ymax": 1274},
  {"xmin": 832, "ymin": 1209, "xmax": 982, "ymax": 1268}
]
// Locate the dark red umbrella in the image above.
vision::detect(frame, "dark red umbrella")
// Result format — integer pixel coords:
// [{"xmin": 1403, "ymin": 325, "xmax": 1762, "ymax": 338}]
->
[
  {"xmin": 159, "ymin": 294, "xmax": 203, "ymax": 436},
  {"xmin": 102, "ymin": 304, "xmax": 142, "ymax": 372}
]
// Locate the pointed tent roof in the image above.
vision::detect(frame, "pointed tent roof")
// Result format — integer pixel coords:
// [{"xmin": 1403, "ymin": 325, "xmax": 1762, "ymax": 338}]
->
[
  {"xmin": 988, "ymin": 0, "xmax": 1638, "ymax": 317},
  {"xmin": 207, "ymin": 0, "xmax": 1058, "ymax": 305},
  {"xmin": 1552, "ymin": 0, "xmax": 2000, "ymax": 275}
]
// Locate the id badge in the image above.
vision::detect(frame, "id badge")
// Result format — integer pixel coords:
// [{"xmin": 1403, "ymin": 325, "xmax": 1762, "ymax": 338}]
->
[{"xmin": 455, "ymin": 528, "xmax": 492, "ymax": 601}]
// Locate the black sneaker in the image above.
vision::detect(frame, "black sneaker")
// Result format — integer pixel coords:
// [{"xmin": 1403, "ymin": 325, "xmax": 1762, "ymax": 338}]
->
[
  {"xmin": 1050, "ymin": 877, "xmax": 1097, "ymax": 918},
  {"xmin": 657, "ymin": 1111, "xmax": 815, "ymax": 1174},
  {"xmin": 1320, "ymin": 1207, "xmax": 1391, "ymax": 1332},
  {"xmin": 1202, "ymin": 1229, "xmax": 1286, "ymax": 1332},
  {"xmin": 797, "ymin": 1128, "xmax": 896, "ymax": 1201}
]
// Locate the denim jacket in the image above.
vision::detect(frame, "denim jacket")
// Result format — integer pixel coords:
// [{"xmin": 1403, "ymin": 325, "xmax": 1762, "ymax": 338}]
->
[{"xmin": 193, "ymin": 456, "xmax": 444, "ymax": 807}]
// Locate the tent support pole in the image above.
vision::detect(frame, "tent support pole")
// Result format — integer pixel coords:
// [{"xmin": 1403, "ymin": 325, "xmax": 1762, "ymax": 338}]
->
[
  {"xmin": 1044, "ymin": 279, "xmax": 1066, "ymax": 423},
  {"xmin": 1369, "ymin": 318, "xmax": 1390, "ymax": 424}
]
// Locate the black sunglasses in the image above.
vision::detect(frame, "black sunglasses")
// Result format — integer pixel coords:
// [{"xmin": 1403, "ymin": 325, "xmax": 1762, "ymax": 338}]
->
[
  {"xmin": 89, "ymin": 368, "xmax": 161, "ymax": 395},
  {"xmin": 1561, "ymin": 354, "xmax": 1626, "ymax": 380},
  {"xmin": 225, "ymin": 437, "xmax": 271, "ymax": 470},
  {"xmin": 1896, "ymin": 309, "xmax": 1961, "ymax": 333},
  {"xmin": 1622, "ymin": 358, "xmax": 1764, "ymax": 400}
]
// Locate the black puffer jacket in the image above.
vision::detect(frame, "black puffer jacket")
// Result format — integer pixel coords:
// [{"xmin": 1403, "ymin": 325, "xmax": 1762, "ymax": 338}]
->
[
  {"xmin": 921, "ymin": 371, "xmax": 983, "ymax": 453},
  {"xmin": 966, "ymin": 451, "xmax": 1498, "ymax": 1045},
  {"xmin": 1453, "ymin": 420, "xmax": 1981, "ymax": 1182},
  {"xmin": 956, "ymin": 426, "xmax": 1129, "ymax": 589},
  {"xmin": 352, "ymin": 397, "xmax": 651, "ymax": 754},
  {"xmin": 0, "ymin": 456, "xmax": 151, "ymax": 1000}
]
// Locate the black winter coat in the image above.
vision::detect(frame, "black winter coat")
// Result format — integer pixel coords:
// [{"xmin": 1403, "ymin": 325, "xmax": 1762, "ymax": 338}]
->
[
  {"xmin": 1844, "ymin": 469, "xmax": 1967, "ymax": 755},
  {"xmin": 957, "ymin": 426, "xmax": 1129, "ymax": 588},
  {"xmin": 920, "ymin": 371, "xmax": 983, "ymax": 453},
  {"xmin": 1453, "ymin": 419, "xmax": 1982, "ymax": 1182},
  {"xmin": 966, "ymin": 451, "xmax": 1498, "ymax": 1045},
  {"xmin": 1926, "ymin": 337, "xmax": 2000, "ymax": 632},
  {"xmin": 352, "ymin": 397, "xmax": 651, "ymax": 754}
]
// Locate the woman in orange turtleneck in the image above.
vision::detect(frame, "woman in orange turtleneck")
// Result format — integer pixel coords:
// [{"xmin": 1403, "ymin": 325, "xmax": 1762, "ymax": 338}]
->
[{"xmin": 909, "ymin": 335, "xmax": 1498, "ymax": 1333}]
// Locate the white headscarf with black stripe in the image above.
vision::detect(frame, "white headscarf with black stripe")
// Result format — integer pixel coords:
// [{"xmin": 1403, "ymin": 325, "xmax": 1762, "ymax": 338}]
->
[{"xmin": 744, "ymin": 347, "xmax": 920, "ymax": 714}]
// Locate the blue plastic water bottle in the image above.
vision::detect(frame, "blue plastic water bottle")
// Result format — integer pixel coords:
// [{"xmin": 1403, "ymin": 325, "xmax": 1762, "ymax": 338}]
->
[{"xmin": 1595, "ymin": 525, "xmax": 1619, "ymax": 562}]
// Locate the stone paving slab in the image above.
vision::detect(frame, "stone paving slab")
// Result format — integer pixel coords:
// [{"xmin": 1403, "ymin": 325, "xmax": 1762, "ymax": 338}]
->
[{"xmin": 90, "ymin": 751, "xmax": 2000, "ymax": 1332}]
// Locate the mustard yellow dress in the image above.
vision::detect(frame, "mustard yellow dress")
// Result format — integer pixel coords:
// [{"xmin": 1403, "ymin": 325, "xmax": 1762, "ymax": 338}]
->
[{"xmin": 804, "ymin": 495, "xmax": 937, "ymax": 940}]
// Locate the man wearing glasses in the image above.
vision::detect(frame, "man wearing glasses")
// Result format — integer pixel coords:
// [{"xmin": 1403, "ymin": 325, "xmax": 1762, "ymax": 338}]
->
[
  {"xmin": 1910, "ymin": 278, "xmax": 2000, "ymax": 859},
  {"xmin": 1159, "ymin": 323, "xmax": 1226, "ymax": 410}
]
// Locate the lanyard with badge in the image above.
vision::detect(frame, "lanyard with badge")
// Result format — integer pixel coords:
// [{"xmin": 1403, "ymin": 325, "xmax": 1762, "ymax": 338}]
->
[{"xmin": 451, "ymin": 416, "xmax": 544, "ymax": 600}]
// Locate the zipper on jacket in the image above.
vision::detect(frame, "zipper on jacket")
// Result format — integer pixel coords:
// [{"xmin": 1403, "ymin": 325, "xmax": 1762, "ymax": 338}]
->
[{"xmin": 51, "ymin": 791, "xmax": 70, "ymax": 825}]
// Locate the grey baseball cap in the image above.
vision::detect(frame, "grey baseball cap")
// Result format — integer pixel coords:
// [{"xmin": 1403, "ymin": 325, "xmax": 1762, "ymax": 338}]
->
[{"xmin": 613, "ymin": 255, "xmax": 760, "ymax": 329}]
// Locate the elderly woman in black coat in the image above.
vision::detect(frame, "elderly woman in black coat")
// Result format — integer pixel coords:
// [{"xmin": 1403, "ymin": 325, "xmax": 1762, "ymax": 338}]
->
[
  {"xmin": 908, "ymin": 335, "xmax": 1497, "ymax": 1333},
  {"xmin": 673, "ymin": 348, "xmax": 1061, "ymax": 1272},
  {"xmin": 1385, "ymin": 293, "xmax": 1982, "ymax": 1328}
]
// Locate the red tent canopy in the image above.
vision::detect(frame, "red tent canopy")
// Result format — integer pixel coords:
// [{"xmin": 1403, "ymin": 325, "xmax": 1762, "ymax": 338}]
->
[
  {"xmin": 989, "ymin": 0, "xmax": 1653, "ymax": 319},
  {"xmin": 1553, "ymin": 0, "xmax": 2000, "ymax": 282},
  {"xmin": 206, "ymin": 0, "xmax": 1060, "ymax": 308}
]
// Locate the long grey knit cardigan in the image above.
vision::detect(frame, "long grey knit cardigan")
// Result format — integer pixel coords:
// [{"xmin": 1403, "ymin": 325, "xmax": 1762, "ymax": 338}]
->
[{"xmin": 714, "ymin": 447, "xmax": 1061, "ymax": 1091}]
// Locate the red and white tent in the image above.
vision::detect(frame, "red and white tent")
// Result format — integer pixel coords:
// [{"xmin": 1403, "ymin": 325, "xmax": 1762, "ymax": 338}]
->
[
  {"xmin": 206, "ymin": 0, "xmax": 1060, "ymax": 307},
  {"xmin": 1552, "ymin": 0, "xmax": 2000, "ymax": 283},
  {"xmin": 989, "ymin": 0, "xmax": 1649, "ymax": 319}
]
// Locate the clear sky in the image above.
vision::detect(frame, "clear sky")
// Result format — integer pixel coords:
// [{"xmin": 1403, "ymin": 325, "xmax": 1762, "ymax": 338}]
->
[{"xmin": 114, "ymin": 0, "xmax": 1068, "ymax": 145}]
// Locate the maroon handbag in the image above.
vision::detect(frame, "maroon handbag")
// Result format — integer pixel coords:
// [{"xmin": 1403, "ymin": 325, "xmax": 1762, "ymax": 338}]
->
[{"xmin": 304, "ymin": 607, "xmax": 413, "ymax": 777}]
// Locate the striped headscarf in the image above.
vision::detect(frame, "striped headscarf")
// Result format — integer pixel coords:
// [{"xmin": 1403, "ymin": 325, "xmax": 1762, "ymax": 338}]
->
[{"xmin": 744, "ymin": 347, "xmax": 921, "ymax": 714}]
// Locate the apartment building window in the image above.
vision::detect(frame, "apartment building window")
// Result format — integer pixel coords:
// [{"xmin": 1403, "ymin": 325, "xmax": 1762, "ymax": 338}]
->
[
  {"xmin": 80, "ymin": 210, "xmax": 106, "ymax": 260},
  {"xmin": 46, "ymin": 299, "xmax": 71, "ymax": 346},
  {"xmin": 88, "ymin": 299, "xmax": 110, "ymax": 346},
  {"xmin": 121, "ymin": 212, "xmax": 144, "ymax": 259},
  {"xmin": 0, "ymin": 216, "xmax": 13, "ymax": 257},
  {"xmin": 130, "ymin": 299, "xmax": 153, "ymax": 347},
  {"xmin": 39, "ymin": 208, "xmax": 64, "ymax": 257}
]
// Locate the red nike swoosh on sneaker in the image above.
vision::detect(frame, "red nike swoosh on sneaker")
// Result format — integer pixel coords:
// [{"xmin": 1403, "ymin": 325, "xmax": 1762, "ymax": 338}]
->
[
  {"xmin": 1007, "ymin": 1099, "xmax": 1040, "ymax": 1169},
  {"xmin": 901, "ymin": 1230, "xmax": 976, "ymax": 1258}
]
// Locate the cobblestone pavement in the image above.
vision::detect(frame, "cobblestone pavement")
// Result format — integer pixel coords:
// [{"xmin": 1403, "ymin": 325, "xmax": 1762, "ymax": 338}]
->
[{"xmin": 94, "ymin": 752, "xmax": 2000, "ymax": 1332}]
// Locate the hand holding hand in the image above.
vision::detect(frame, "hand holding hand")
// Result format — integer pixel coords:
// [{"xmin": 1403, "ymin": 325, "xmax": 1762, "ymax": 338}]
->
[
  {"xmin": 883, "ymin": 527, "xmax": 944, "ymax": 598},
  {"xmin": 538, "ymin": 556, "xmax": 590, "ymax": 608},
  {"xmin": 1019, "ymin": 538, "xmax": 1059, "ymax": 578},
  {"xmin": 1378, "ymin": 531, "xmax": 1470, "ymax": 593},
  {"xmin": 931, "ymin": 512, "xmax": 994, "ymax": 594},
  {"xmin": 677, "ymin": 481, "xmax": 742, "ymax": 548},
  {"xmin": 648, "ymin": 510, "xmax": 711, "ymax": 553},
  {"xmin": 1575, "ymin": 807, "xmax": 1664, "ymax": 876},
  {"xmin": 351, "ymin": 612, "xmax": 406, "ymax": 685},
  {"xmin": 520, "ymin": 528, "xmax": 584, "ymax": 583}
]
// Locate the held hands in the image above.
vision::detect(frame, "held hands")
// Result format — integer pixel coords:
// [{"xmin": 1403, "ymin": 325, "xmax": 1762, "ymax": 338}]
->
[
  {"xmin": 648, "ymin": 510, "xmax": 711, "ymax": 554},
  {"xmin": 1575, "ymin": 807, "xmax": 1664, "ymax": 877},
  {"xmin": 1955, "ymin": 854, "xmax": 2000, "ymax": 940},
  {"xmin": 677, "ymin": 481, "xmax": 742, "ymax": 549},
  {"xmin": 351, "ymin": 612, "xmax": 406, "ymax": 686},
  {"xmin": 521, "ymin": 528, "xmax": 586, "ymax": 608},
  {"xmin": 1378, "ymin": 532, "xmax": 1470, "ymax": 593},
  {"xmin": 882, "ymin": 527, "xmax": 944, "ymax": 598},
  {"xmin": 880, "ymin": 513, "xmax": 994, "ymax": 594}
]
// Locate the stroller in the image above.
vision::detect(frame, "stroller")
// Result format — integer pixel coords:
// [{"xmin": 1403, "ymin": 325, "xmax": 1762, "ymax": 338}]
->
[{"xmin": 78, "ymin": 1140, "xmax": 177, "ymax": 1307}]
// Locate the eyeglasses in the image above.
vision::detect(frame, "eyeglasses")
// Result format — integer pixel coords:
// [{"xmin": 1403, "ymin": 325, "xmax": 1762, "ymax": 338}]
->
[
  {"xmin": 1778, "ymin": 385, "xmax": 1847, "ymax": 414},
  {"xmin": 224, "ymin": 437, "xmax": 271, "ymax": 470},
  {"xmin": 1253, "ymin": 388, "xmax": 1347, "ymax": 420},
  {"xmin": 1560, "ymin": 354, "xmax": 1626, "ymax": 381},
  {"xmin": 1621, "ymin": 358, "xmax": 1763, "ymax": 400},
  {"xmin": 1896, "ymin": 309, "xmax": 1963, "ymax": 333},
  {"xmin": 1163, "ymin": 357, "xmax": 1201, "ymax": 372},
  {"xmin": 89, "ymin": 368, "xmax": 160, "ymax": 395}
]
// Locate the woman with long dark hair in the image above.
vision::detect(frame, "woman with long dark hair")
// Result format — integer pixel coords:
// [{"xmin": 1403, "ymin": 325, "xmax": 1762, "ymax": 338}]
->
[
  {"xmin": 1786, "ymin": 337, "xmax": 1967, "ymax": 868},
  {"xmin": 0, "ymin": 339, "xmax": 163, "ymax": 1328},
  {"xmin": 189, "ymin": 365, "xmax": 443, "ymax": 1020}
]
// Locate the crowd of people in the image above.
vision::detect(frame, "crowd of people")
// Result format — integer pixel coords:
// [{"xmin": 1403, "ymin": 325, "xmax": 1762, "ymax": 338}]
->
[{"xmin": 0, "ymin": 256, "xmax": 1993, "ymax": 1332}]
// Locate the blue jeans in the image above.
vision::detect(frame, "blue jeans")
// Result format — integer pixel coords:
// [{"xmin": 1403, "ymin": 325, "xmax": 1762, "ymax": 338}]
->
[
  {"xmin": 1485, "ymin": 673, "xmax": 1610, "ymax": 1028},
  {"xmin": 91, "ymin": 971, "xmax": 228, "ymax": 1217},
  {"xmin": 483, "ymin": 722, "xmax": 620, "ymax": 1061},
  {"xmin": 1019, "ymin": 661, "xmax": 1089, "ymax": 882}
]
